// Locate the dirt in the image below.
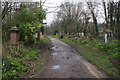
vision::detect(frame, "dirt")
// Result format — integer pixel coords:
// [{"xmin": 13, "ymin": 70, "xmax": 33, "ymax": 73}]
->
[{"xmin": 28, "ymin": 36, "xmax": 108, "ymax": 78}]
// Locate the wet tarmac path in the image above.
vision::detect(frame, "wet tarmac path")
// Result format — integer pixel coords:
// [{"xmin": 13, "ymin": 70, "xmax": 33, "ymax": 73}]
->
[{"xmin": 36, "ymin": 36, "xmax": 108, "ymax": 78}]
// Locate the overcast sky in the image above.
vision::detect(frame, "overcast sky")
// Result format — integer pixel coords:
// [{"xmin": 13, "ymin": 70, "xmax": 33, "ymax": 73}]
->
[
  {"xmin": 41, "ymin": 0, "xmax": 105, "ymax": 25},
  {"xmin": 3, "ymin": 0, "xmax": 118, "ymax": 25},
  {"xmin": 42, "ymin": 0, "xmax": 87, "ymax": 25},
  {"xmin": 42, "ymin": 0, "xmax": 64, "ymax": 25},
  {"xmin": 42, "ymin": 0, "xmax": 83, "ymax": 25},
  {"xmin": 41, "ymin": 0, "xmax": 86, "ymax": 25},
  {"xmin": 34, "ymin": 0, "xmax": 118, "ymax": 26}
]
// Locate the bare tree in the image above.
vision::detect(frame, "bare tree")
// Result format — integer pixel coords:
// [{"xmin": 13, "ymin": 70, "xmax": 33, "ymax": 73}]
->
[
  {"xmin": 102, "ymin": 1, "xmax": 108, "ymax": 29},
  {"xmin": 87, "ymin": 2, "xmax": 99, "ymax": 37},
  {"xmin": 2, "ymin": 2, "xmax": 13, "ymax": 20},
  {"xmin": 56, "ymin": 2, "xmax": 83, "ymax": 35},
  {"xmin": 117, "ymin": 1, "xmax": 120, "ymax": 40}
]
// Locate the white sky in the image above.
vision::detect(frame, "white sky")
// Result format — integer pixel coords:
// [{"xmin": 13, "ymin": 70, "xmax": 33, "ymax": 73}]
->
[
  {"xmin": 2, "ymin": 0, "xmax": 119, "ymax": 25},
  {"xmin": 42, "ymin": 0, "xmax": 106, "ymax": 25},
  {"xmin": 42, "ymin": 0, "xmax": 85, "ymax": 25},
  {"xmin": 3, "ymin": 0, "xmax": 115, "ymax": 25},
  {"xmin": 42, "ymin": 0, "xmax": 64, "ymax": 25}
]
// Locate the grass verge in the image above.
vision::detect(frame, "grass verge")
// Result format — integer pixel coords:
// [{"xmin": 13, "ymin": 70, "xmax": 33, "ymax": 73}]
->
[{"xmin": 52, "ymin": 35, "xmax": 119, "ymax": 78}]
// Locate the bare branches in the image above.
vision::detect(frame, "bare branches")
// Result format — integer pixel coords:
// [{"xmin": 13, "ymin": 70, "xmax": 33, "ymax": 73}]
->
[
  {"xmin": 87, "ymin": 2, "xmax": 99, "ymax": 36},
  {"xmin": 41, "ymin": 0, "xmax": 46, "ymax": 7},
  {"xmin": 2, "ymin": 2, "xmax": 12, "ymax": 20},
  {"xmin": 46, "ymin": 6, "xmax": 60, "ymax": 13}
]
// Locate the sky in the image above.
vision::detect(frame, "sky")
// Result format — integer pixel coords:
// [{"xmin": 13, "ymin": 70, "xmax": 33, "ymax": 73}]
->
[
  {"xmin": 42, "ymin": 0, "xmax": 64, "ymax": 25},
  {"xmin": 42, "ymin": 0, "xmax": 92, "ymax": 25},
  {"xmin": 42, "ymin": 0, "xmax": 88, "ymax": 25},
  {"xmin": 41, "ymin": 0, "xmax": 106, "ymax": 25},
  {"xmin": 2, "ymin": 0, "xmax": 119, "ymax": 25},
  {"xmin": 40, "ymin": 0, "xmax": 119, "ymax": 26}
]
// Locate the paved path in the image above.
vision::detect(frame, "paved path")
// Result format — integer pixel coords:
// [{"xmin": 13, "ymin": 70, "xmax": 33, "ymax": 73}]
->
[{"xmin": 36, "ymin": 36, "xmax": 108, "ymax": 78}]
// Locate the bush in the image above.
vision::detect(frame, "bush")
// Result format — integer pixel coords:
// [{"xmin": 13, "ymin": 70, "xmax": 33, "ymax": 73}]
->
[
  {"xmin": 24, "ymin": 35, "xmax": 35, "ymax": 46},
  {"xmin": 16, "ymin": 66, "xmax": 27, "ymax": 72},
  {"xmin": 81, "ymin": 40, "xmax": 88, "ymax": 45},
  {"xmin": 2, "ymin": 58, "xmax": 27, "ymax": 79},
  {"xmin": 2, "ymin": 43, "xmax": 41, "ymax": 79},
  {"xmin": 2, "ymin": 71, "xmax": 18, "ymax": 79},
  {"xmin": 113, "ymin": 52, "xmax": 120, "ymax": 58},
  {"xmin": 2, "ymin": 58, "xmax": 11, "ymax": 73},
  {"xmin": 53, "ymin": 30, "xmax": 58, "ymax": 35},
  {"xmin": 25, "ymin": 50, "xmax": 40, "ymax": 60}
]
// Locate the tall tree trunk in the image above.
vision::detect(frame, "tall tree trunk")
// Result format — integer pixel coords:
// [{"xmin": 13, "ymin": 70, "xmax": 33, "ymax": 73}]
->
[
  {"xmin": 117, "ymin": 1, "xmax": 120, "ymax": 40},
  {"xmin": 37, "ymin": 0, "xmax": 42, "ymax": 41},
  {"xmin": 87, "ymin": 2, "xmax": 99, "ymax": 36},
  {"xmin": 103, "ymin": 1, "xmax": 108, "ymax": 29},
  {"xmin": 110, "ymin": 2, "xmax": 114, "ymax": 31},
  {"xmin": 0, "ymin": 1, "xmax": 1, "ymax": 63}
]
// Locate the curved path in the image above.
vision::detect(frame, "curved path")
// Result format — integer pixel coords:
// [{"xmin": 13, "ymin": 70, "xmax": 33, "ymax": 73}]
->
[{"xmin": 36, "ymin": 36, "xmax": 108, "ymax": 78}]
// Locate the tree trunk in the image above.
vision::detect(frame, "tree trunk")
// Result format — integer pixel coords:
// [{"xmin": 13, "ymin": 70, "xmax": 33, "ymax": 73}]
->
[
  {"xmin": 37, "ymin": 0, "xmax": 42, "ymax": 41},
  {"xmin": 110, "ymin": 2, "xmax": 114, "ymax": 31},
  {"xmin": 103, "ymin": 1, "xmax": 108, "ymax": 29},
  {"xmin": 87, "ymin": 2, "xmax": 99, "ymax": 36},
  {"xmin": 37, "ymin": 29, "xmax": 40, "ymax": 41},
  {"xmin": 117, "ymin": 1, "xmax": 120, "ymax": 40}
]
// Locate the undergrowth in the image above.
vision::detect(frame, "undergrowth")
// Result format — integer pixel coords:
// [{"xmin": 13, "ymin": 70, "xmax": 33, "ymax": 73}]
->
[{"xmin": 2, "ymin": 41, "xmax": 41, "ymax": 79}]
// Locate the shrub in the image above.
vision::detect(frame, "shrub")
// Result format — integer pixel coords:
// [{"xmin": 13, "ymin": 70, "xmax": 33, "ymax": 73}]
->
[
  {"xmin": 2, "ymin": 71, "xmax": 18, "ymax": 79},
  {"xmin": 53, "ymin": 30, "xmax": 58, "ymax": 35},
  {"xmin": 113, "ymin": 52, "xmax": 120, "ymax": 58},
  {"xmin": 81, "ymin": 40, "xmax": 88, "ymax": 45},
  {"xmin": 2, "ymin": 43, "xmax": 40, "ymax": 79},
  {"xmin": 2, "ymin": 58, "xmax": 11, "ymax": 73},
  {"xmin": 25, "ymin": 50, "xmax": 40, "ymax": 60}
]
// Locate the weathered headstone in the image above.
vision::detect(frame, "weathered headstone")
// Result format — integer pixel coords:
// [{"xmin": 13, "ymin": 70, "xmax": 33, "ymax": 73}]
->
[
  {"xmin": 78, "ymin": 33, "xmax": 80, "ymax": 37},
  {"xmin": 105, "ymin": 33, "xmax": 107, "ymax": 43},
  {"xmin": 9, "ymin": 26, "xmax": 19, "ymax": 44},
  {"xmin": 35, "ymin": 33, "xmax": 38, "ymax": 38},
  {"xmin": 81, "ymin": 32, "xmax": 84, "ymax": 37}
]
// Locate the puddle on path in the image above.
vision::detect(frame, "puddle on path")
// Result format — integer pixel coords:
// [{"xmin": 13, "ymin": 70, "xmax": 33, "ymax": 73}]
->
[
  {"xmin": 51, "ymin": 65, "xmax": 61, "ymax": 70},
  {"xmin": 52, "ymin": 53, "xmax": 58, "ymax": 56},
  {"xmin": 52, "ymin": 46, "xmax": 58, "ymax": 51},
  {"xmin": 53, "ymin": 56, "xmax": 56, "ymax": 59}
]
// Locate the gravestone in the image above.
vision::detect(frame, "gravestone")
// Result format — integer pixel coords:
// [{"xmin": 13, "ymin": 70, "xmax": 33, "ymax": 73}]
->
[
  {"xmin": 9, "ymin": 26, "xmax": 19, "ymax": 44},
  {"xmin": 81, "ymin": 32, "xmax": 84, "ymax": 37},
  {"xmin": 105, "ymin": 33, "xmax": 107, "ymax": 43}
]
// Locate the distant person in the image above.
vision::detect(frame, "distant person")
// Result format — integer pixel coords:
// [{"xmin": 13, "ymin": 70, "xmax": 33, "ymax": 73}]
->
[{"xmin": 60, "ymin": 35, "xmax": 63, "ymax": 39}]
